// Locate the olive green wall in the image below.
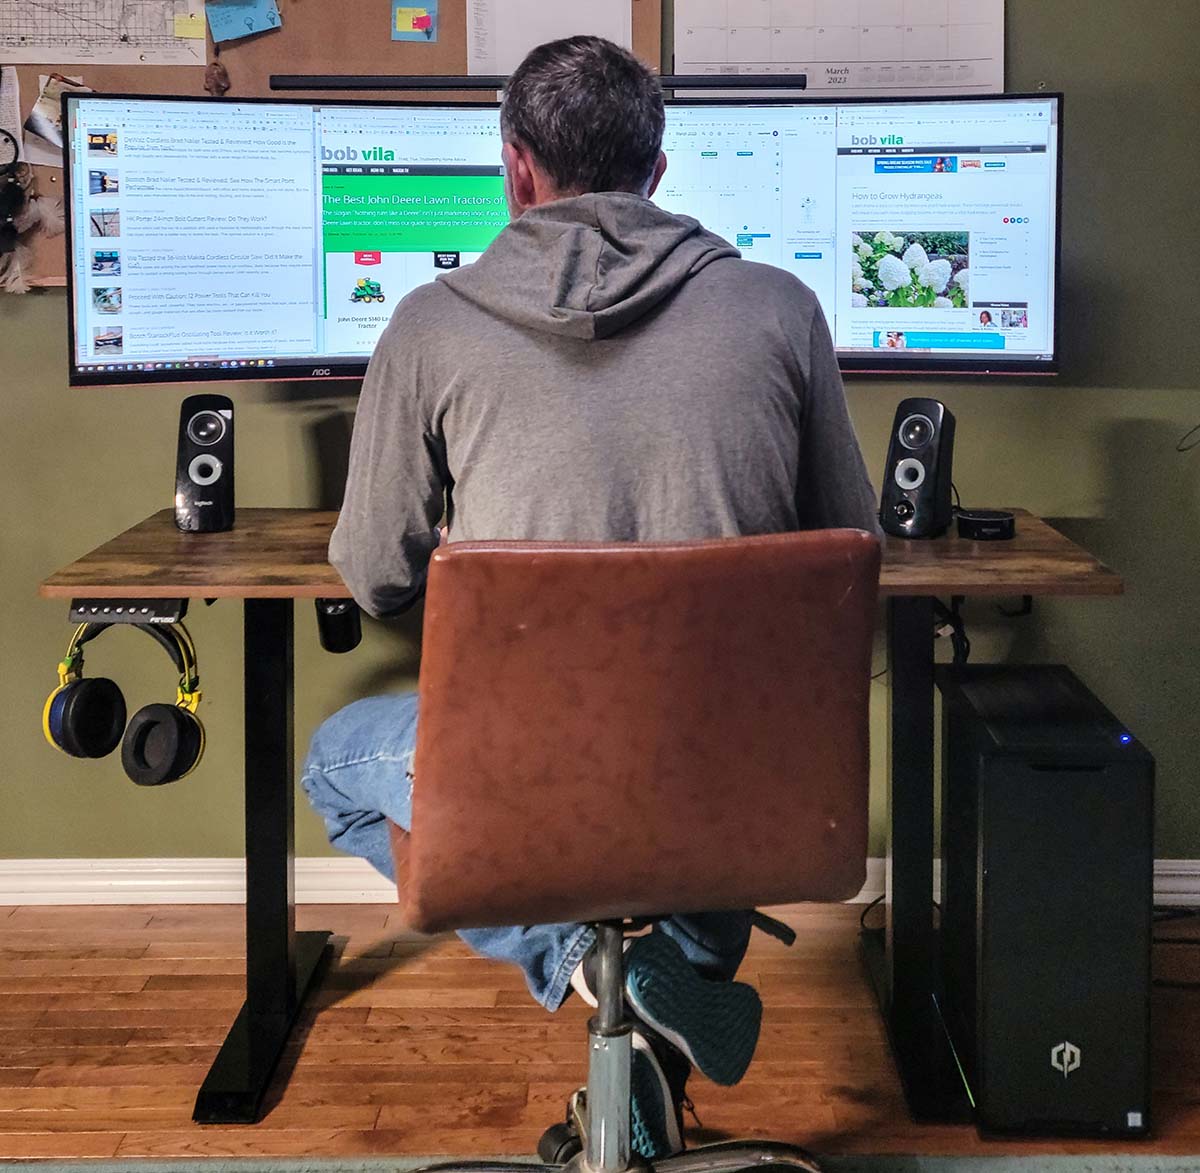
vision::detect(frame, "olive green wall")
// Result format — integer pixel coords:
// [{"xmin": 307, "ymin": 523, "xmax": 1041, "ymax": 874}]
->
[{"xmin": 2, "ymin": 0, "xmax": 1198, "ymax": 862}]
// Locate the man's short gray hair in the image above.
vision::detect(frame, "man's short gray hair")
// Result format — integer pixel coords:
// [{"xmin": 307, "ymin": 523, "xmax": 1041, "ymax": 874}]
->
[{"xmin": 500, "ymin": 36, "xmax": 665, "ymax": 196}]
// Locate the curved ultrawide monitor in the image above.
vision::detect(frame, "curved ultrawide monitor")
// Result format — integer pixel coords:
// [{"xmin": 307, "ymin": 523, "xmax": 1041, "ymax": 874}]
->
[{"xmin": 63, "ymin": 92, "xmax": 1060, "ymax": 386}]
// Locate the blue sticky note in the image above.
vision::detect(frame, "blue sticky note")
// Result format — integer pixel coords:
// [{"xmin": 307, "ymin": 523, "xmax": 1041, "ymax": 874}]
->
[
  {"xmin": 205, "ymin": 0, "xmax": 282, "ymax": 44},
  {"xmin": 392, "ymin": 0, "xmax": 438, "ymax": 42}
]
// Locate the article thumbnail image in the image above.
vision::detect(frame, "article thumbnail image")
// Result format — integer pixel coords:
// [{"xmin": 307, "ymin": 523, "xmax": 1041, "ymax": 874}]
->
[
  {"xmin": 92, "ymin": 287, "xmax": 122, "ymax": 314},
  {"xmin": 92, "ymin": 248, "xmax": 120, "ymax": 276},
  {"xmin": 90, "ymin": 209, "xmax": 120, "ymax": 237},
  {"xmin": 89, "ymin": 169, "xmax": 119, "ymax": 196},
  {"xmin": 93, "ymin": 326, "xmax": 123, "ymax": 355},
  {"xmin": 87, "ymin": 129, "xmax": 118, "ymax": 156},
  {"xmin": 851, "ymin": 231, "xmax": 969, "ymax": 309}
]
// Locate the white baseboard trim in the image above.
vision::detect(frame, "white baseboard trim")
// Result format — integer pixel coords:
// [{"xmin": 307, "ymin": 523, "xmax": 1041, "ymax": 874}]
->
[
  {"xmin": 856, "ymin": 857, "xmax": 886, "ymax": 904},
  {"xmin": 1153, "ymin": 859, "xmax": 1200, "ymax": 906},
  {"xmin": 0, "ymin": 856, "xmax": 1196, "ymax": 907},
  {"xmin": 0, "ymin": 857, "xmax": 397, "ymax": 905}
]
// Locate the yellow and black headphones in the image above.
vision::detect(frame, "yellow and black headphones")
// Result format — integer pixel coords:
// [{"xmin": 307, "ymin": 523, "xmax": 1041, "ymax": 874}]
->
[{"xmin": 43, "ymin": 622, "xmax": 205, "ymax": 786}]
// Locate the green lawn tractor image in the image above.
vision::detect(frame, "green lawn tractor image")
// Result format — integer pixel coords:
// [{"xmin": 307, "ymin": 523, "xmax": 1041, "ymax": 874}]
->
[{"xmin": 351, "ymin": 277, "xmax": 385, "ymax": 303}]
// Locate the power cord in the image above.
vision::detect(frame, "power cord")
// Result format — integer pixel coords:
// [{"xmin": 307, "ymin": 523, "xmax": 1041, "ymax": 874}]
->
[
  {"xmin": 1176, "ymin": 423, "xmax": 1200, "ymax": 453},
  {"xmin": 1152, "ymin": 907, "xmax": 1200, "ymax": 989},
  {"xmin": 1154, "ymin": 906, "xmax": 1200, "ymax": 921},
  {"xmin": 859, "ymin": 892, "xmax": 884, "ymax": 931},
  {"xmin": 1153, "ymin": 906, "xmax": 1200, "ymax": 945},
  {"xmin": 934, "ymin": 595, "xmax": 971, "ymax": 664},
  {"xmin": 859, "ymin": 893, "xmax": 940, "ymax": 932},
  {"xmin": 996, "ymin": 596, "xmax": 1034, "ymax": 619}
]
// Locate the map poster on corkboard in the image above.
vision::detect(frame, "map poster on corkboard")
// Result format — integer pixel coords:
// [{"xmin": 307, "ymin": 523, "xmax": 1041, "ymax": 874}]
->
[{"xmin": 0, "ymin": 1, "xmax": 206, "ymax": 66}]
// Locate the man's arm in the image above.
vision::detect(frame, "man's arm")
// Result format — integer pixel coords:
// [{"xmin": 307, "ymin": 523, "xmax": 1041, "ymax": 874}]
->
[
  {"xmin": 795, "ymin": 303, "xmax": 883, "ymax": 537},
  {"xmin": 329, "ymin": 315, "xmax": 447, "ymax": 619}
]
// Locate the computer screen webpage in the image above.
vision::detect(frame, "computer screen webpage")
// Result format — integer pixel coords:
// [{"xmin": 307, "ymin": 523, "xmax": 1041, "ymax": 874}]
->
[
  {"xmin": 659, "ymin": 99, "xmax": 1059, "ymax": 369},
  {"xmin": 64, "ymin": 94, "xmax": 1059, "ymax": 385},
  {"xmin": 831, "ymin": 100, "xmax": 1058, "ymax": 365},
  {"xmin": 65, "ymin": 99, "xmax": 505, "ymax": 380}
]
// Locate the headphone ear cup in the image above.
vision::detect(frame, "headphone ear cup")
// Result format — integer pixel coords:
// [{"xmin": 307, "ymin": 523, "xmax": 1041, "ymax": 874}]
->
[
  {"xmin": 52, "ymin": 678, "xmax": 127, "ymax": 758},
  {"xmin": 121, "ymin": 703, "xmax": 202, "ymax": 786}
]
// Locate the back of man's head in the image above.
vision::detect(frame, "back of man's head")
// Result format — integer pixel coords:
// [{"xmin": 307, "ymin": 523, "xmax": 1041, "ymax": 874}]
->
[{"xmin": 500, "ymin": 36, "xmax": 665, "ymax": 197}]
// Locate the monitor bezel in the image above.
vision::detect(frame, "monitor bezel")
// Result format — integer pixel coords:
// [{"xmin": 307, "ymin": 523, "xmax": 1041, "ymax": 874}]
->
[{"xmin": 63, "ymin": 90, "xmax": 1063, "ymax": 388}]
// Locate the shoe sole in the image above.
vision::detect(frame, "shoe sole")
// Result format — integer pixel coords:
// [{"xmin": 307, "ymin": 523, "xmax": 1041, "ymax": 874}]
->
[
  {"xmin": 630, "ymin": 1031, "xmax": 683, "ymax": 1159},
  {"xmin": 625, "ymin": 932, "xmax": 762, "ymax": 1086}
]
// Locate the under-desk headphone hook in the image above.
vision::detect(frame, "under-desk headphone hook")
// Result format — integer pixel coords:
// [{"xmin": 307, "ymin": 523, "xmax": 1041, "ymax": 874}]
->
[{"xmin": 43, "ymin": 621, "xmax": 206, "ymax": 785}]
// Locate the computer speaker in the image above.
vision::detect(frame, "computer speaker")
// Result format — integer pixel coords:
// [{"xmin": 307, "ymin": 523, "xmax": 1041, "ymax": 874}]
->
[
  {"xmin": 880, "ymin": 397, "xmax": 955, "ymax": 538},
  {"xmin": 175, "ymin": 393, "xmax": 234, "ymax": 533}
]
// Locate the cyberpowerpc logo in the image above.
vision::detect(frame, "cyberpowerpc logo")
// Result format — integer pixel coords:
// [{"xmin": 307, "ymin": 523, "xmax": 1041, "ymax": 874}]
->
[{"xmin": 1051, "ymin": 1041, "xmax": 1081, "ymax": 1078}]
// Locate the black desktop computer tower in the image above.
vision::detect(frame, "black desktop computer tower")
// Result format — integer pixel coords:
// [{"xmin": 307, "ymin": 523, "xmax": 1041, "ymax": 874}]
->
[{"xmin": 937, "ymin": 665, "xmax": 1154, "ymax": 1136}]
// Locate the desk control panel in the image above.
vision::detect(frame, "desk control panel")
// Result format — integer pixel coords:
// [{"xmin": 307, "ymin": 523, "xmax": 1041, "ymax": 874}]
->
[{"xmin": 68, "ymin": 598, "xmax": 189, "ymax": 624}]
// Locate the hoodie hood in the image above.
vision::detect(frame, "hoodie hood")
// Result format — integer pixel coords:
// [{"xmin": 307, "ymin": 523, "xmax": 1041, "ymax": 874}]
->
[{"xmin": 437, "ymin": 192, "xmax": 740, "ymax": 340}]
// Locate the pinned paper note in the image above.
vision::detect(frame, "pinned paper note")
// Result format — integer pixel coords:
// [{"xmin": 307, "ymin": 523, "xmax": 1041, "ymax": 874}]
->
[
  {"xmin": 205, "ymin": 0, "xmax": 282, "ymax": 44},
  {"xmin": 467, "ymin": 0, "xmax": 630, "ymax": 74},
  {"xmin": 24, "ymin": 74, "xmax": 90, "ymax": 169},
  {"xmin": 392, "ymin": 0, "xmax": 438, "ymax": 42},
  {"xmin": 0, "ymin": 68, "xmax": 22, "ymax": 162},
  {"xmin": 174, "ymin": 12, "xmax": 207, "ymax": 39}
]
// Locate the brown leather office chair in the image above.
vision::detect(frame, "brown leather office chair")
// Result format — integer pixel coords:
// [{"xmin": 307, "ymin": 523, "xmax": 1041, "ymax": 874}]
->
[{"xmin": 390, "ymin": 529, "xmax": 881, "ymax": 1173}]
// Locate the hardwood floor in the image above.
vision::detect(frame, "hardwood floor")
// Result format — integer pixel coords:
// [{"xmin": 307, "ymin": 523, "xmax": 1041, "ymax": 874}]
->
[{"xmin": 0, "ymin": 902, "xmax": 1197, "ymax": 1161}]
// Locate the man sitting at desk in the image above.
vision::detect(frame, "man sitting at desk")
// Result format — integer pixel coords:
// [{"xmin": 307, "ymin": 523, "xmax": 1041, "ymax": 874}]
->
[{"xmin": 302, "ymin": 35, "xmax": 880, "ymax": 1160}]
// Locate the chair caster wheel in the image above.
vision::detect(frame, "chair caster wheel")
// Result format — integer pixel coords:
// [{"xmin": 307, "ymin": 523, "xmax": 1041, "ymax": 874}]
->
[{"xmin": 538, "ymin": 1121, "xmax": 582, "ymax": 1164}]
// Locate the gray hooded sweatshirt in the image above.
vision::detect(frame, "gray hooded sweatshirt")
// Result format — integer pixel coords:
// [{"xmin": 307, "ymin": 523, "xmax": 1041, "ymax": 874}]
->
[{"xmin": 330, "ymin": 192, "xmax": 880, "ymax": 619}]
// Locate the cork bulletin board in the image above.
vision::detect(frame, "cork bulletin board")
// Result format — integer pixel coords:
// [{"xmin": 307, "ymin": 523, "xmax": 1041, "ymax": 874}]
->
[
  {"xmin": 16, "ymin": 0, "xmax": 663, "ymax": 287},
  {"xmin": 17, "ymin": 63, "xmax": 205, "ymax": 287}
]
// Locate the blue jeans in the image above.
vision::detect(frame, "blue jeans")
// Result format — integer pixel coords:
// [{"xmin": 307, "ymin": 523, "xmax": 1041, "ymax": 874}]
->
[{"xmin": 301, "ymin": 693, "xmax": 754, "ymax": 1010}]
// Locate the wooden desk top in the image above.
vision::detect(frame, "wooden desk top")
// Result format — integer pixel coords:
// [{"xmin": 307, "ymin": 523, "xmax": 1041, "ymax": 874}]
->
[{"xmin": 39, "ymin": 507, "xmax": 1122, "ymax": 601}]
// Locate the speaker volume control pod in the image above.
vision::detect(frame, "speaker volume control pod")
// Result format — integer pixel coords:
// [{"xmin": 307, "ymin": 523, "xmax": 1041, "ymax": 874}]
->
[{"xmin": 315, "ymin": 598, "xmax": 362, "ymax": 653}]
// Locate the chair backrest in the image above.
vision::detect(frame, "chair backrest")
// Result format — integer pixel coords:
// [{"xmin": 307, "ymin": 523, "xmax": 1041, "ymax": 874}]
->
[{"xmin": 397, "ymin": 529, "xmax": 882, "ymax": 934}]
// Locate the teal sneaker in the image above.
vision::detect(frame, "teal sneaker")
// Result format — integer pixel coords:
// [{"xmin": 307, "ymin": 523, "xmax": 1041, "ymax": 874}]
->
[
  {"xmin": 630, "ymin": 1027, "xmax": 688, "ymax": 1160},
  {"xmin": 624, "ymin": 930, "xmax": 762, "ymax": 1087}
]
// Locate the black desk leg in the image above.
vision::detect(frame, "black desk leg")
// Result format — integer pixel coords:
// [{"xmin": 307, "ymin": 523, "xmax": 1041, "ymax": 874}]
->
[
  {"xmin": 860, "ymin": 595, "xmax": 971, "ymax": 1121},
  {"xmin": 194, "ymin": 597, "xmax": 332, "ymax": 1124}
]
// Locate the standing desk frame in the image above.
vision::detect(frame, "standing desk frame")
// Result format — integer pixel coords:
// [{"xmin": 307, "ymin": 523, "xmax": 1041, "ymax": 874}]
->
[{"xmin": 41, "ymin": 507, "xmax": 1121, "ymax": 1124}]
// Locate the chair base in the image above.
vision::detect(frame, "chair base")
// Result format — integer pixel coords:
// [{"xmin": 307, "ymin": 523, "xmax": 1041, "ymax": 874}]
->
[
  {"xmin": 413, "ymin": 925, "xmax": 823, "ymax": 1173},
  {"xmin": 415, "ymin": 1139, "xmax": 823, "ymax": 1173},
  {"xmin": 534, "ymin": 1089, "xmax": 823, "ymax": 1173},
  {"xmin": 416, "ymin": 1091, "xmax": 823, "ymax": 1173}
]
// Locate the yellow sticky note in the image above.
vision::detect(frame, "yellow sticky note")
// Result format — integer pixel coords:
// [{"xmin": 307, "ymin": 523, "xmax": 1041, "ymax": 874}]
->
[
  {"xmin": 175, "ymin": 12, "xmax": 206, "ymax": 38},
  {"xmin": 395, "ymin": 6, "xmax": 426, "ymax": 32}
]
